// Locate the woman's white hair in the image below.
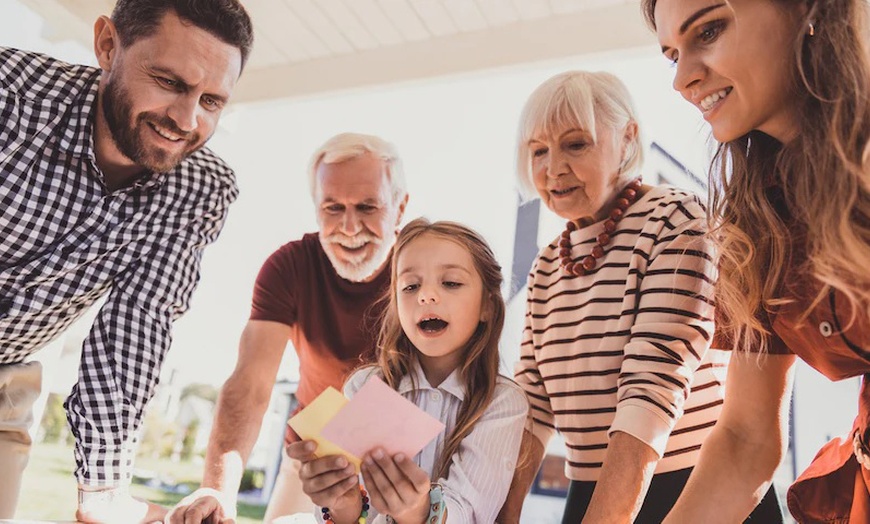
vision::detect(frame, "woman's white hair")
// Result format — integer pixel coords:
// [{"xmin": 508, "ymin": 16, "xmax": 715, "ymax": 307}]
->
[
  {"xmin": 308, "ymin": 132, "xmax": 408, "ymax": 202},
  {"xmin": 515, "ymin": 71, "xmax": 644, "ymax": 199}
]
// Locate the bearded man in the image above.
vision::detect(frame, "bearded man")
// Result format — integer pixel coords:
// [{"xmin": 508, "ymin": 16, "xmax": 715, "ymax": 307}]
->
[
  {"xmin": 168, "ymin": 132, "xmax": 409, "ymax": 523},
  {"xmin": 0, "ymin": 0, "xmax": 252, "ymax": 521}
]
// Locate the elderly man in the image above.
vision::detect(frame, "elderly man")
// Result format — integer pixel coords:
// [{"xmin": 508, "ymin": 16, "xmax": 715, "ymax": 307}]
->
[
  {"xmin": 0, "ymin": 0, "xmax": 252, "ymax": 522},
  {"xmin": 168, "ymin": 132, "xmax": 409, "ymax": 523}
]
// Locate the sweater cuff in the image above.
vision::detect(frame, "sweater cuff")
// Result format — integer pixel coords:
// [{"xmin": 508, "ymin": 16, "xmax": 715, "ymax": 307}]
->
[{"xmin": 608, "ymin": 402, "xmax": 675, "ymax": 458}]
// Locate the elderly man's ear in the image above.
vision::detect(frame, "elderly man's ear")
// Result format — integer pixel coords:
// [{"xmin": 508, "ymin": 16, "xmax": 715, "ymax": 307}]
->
[{"xmin": 395, "ymin": 194, "xmax": 409, "ymax": 227}]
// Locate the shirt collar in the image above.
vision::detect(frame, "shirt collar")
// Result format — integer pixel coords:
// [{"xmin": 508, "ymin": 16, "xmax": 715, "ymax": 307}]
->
[
  {"xmin": 397, "ymin": 361, "xmax": 466, "ymax": 401},
  {"xmin": 59, "ymin": 67, "xmax": 100, "ymax": 161}
]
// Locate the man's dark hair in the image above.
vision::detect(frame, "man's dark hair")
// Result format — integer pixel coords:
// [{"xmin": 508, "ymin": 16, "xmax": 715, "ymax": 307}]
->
[{"xmin": 111, "ymin": 0, "xmax": 254, "ymax": 70}]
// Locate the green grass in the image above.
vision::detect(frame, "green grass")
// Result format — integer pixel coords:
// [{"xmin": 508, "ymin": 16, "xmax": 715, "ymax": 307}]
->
[{"xmin": 18, "ymin": 442, "xmax": 266, "ymax": 523}]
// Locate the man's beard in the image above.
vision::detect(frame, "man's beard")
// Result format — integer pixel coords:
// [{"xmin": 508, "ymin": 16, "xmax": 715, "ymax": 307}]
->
[
  {"xmin": 102, "ymin": 75, "xmax": 204, "ymax": 173},
  {"xmin": 320, "ymin": 231, "xmax": 392, "ymax": 282}
]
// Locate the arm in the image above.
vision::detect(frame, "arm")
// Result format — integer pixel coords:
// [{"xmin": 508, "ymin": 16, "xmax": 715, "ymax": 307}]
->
[
  {"xmin": 589, "ymin": 211, "xmax": 717, "ymax": 522},
  {"xmin": 497, "ymin": 429, "xmax": 546, "ymax": 524},
  {"xmin": 166, "ymin": 319, "xmax": 290, "ymax": 522},
  {"xmin": 203, "ymin": 320, "xmax": 290, "ymax": 492},
  {"xmin": 664, "ymin": 352, "xmax": 796, "ymax": 523},
  {"xmin": 581, "ymin": 432, "xmax": 658, "ymax": 523},
  {"xmin": 68, "ymin": 192, "xmax": 233, "ymax": 522}
]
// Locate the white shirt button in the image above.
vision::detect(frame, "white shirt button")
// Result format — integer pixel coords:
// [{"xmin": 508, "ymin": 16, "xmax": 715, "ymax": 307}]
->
[
  {"xmin": 430, "ymin": 391, "xmax": 441, "ymax": 402},
  {"xmin": 819, "ymin": 321, "xmax": 834, "ymax": 338}
]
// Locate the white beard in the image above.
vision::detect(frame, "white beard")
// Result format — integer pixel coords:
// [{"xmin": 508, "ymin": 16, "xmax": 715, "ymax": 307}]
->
[{"xmin": 320, "ymin": 231, "xmax": 392, "ymax": 282}]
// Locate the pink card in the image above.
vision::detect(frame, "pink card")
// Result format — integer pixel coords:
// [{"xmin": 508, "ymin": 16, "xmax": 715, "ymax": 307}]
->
[{"xmin": 321, "ymin": 376, "xmax": 445, "ymax": 460}]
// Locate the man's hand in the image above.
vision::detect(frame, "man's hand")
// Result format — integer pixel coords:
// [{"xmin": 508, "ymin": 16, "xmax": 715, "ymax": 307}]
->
[
  {"xmin": 75, "ymin": 486, "xmax": 167, "ymax": 524},
  {"xmin": 165, "ymin": 488, "xmax": 237, "ymax": 524}
]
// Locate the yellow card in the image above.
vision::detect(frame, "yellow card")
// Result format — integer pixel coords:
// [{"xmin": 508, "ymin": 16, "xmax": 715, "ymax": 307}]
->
[{"xmin": 287, "ymin": 386, "xmax": 362, "ymax": 470}]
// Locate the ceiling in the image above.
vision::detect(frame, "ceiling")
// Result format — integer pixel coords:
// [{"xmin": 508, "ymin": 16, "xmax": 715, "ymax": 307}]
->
[{"xmin": 20, "ymin": 0, "xmax": 655, "ymax": 103}]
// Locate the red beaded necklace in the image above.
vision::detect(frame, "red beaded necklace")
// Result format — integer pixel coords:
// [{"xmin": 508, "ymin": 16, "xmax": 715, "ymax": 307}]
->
[{"xmin": 559, "ymin": 178, "xmax": 643, "ymax": 276}]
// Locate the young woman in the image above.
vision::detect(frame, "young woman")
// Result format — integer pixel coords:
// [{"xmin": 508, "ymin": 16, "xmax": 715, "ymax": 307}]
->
[
  {"xmin": 644, "ymin": 1, "xmax": 870, "ymax": 521},
  {"xmin": 289, "ymin": 218, "xmax": 528, "ymax": 523}
]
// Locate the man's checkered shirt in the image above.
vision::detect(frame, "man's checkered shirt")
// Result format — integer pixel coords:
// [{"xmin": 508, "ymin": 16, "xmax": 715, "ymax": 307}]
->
[{"xmin": 0, "ymin": 47, "xmax": 238, "ymax": 486}]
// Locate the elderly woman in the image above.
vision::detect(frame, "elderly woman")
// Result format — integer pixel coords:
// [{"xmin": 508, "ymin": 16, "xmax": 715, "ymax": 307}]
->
[{"xmin": 498, "ymin": 71, "xmax": 782, "ymax": 523}]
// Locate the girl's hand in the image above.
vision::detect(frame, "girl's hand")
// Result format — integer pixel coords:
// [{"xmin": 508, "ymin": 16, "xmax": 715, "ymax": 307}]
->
[
  {"xmin": 361, "ymin": 448, "xmax": 431, "ymax": 524},
  {"xmin": 287, "ymin": 440, "xmax": 361, "ymax": 515}
]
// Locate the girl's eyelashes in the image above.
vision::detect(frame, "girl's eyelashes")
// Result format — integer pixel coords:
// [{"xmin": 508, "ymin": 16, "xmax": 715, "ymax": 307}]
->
[{"xmin": 399, "ymin": 279, "xmax": 464, "ymax": 292}]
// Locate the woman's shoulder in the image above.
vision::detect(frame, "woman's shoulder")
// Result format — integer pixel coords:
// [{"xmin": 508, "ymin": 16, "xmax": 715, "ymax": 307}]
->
[
  {"xmin": 640, "ymin": 184, "xmax": 706, "ymax": 216},
  {"xmin": 631, "ymin": 184, "xmax": 708, "ymax": 234}
]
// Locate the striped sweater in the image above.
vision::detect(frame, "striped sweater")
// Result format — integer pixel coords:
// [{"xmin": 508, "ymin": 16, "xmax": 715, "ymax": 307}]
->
[{"xmin": 515, "ymin": 185, "xmax": 729, "ymax": 481}]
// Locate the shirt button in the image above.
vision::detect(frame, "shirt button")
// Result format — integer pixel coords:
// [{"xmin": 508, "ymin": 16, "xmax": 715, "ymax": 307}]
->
[
  {"xmin": 430, "ymin": 391, "xmax": 441, "ymax": 402},
  {"xmin": 819, "ymin": 321, "xmax": 834, "ymax": 338}
]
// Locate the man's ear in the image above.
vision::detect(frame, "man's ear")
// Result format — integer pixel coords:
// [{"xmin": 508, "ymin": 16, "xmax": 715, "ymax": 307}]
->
[
  {"xmin": 93, "ymin": 15, "xmax": 120, "ymax": 72},
  {"xmin": 395, "ymin": 193, "xmax": 409, "ymax": 227}
]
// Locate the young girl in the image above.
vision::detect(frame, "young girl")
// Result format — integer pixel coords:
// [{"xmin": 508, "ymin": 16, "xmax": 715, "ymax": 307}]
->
[
  {"xmin": 644, "ymin": 1, "xmax": 870, "ymax": 522},
  {"xmin": 288, "ymin": 218, "xmax": 528, "ymax": 523}
]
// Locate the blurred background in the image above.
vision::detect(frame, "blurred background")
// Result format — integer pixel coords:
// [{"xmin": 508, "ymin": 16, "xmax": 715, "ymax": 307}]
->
[{"xmin": 2, "ymin": 0, "xmax": 860, "ymax": 522}]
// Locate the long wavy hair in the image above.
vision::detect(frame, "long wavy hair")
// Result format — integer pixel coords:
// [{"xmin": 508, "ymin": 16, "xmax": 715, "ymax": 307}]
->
[
  {"xmin": 642, "ymin": 0, "xmax": 870, "ymax": 351},
  {"xmin": 374, "ymin": 218, "xmax": 506, "ymax": 480}
]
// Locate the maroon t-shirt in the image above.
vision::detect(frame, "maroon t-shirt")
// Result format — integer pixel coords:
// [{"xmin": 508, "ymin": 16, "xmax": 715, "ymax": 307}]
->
[{"xmin": 250, "ymin": 233, "xmax": 390, "ymax": 413}]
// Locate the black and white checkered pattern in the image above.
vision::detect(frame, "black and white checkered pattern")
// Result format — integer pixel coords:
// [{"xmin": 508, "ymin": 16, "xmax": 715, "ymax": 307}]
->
[{"xmin": 0, "ymin": 47, "xmax": 239, "ymax": 486}]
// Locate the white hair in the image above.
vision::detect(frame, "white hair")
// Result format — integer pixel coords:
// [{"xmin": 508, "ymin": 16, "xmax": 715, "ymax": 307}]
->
[
  {"xmin": 308, "ymin": 132, "xmax": 407, "ymax": 202},
  {"xmin": 515, "ymin": 71, "xmax": 645, "ymax": 199}
]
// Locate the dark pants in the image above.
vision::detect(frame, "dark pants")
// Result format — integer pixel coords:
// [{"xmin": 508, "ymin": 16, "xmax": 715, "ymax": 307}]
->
[{"xmin": 561, "ymin": 467, "xmax": 784, "ymax": 523}]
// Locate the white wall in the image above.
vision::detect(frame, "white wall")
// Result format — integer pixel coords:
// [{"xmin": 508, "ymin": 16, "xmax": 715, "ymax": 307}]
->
[{"xmin": 2, "ymin": 0, "xmax": 711, "ymax": 387}]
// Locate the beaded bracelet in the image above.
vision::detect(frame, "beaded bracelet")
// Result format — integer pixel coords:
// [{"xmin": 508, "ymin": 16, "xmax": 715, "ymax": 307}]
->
[{"xmin": 321, "ymin": 485, "xmax": 370, "ymax": 524}]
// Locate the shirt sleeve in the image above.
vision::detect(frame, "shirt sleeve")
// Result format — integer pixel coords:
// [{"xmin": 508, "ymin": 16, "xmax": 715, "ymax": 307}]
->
[
  {"xmin": 64, "ymin": 185, "xmax": 234, "ymax": 486},
  {"xmin": 608, "ymin": 211, "xmax": 717, "ymax": 458},
  {"xmin": 437, "ymin": 381, "xmax": 528, "ymax": 523},
  {"xmin": 712, "ymin": 308, "xmax": 794, "ymax": 354},
  {"xmin": 513, "ymin": 260, "xmax": 556, "ymax": 448},
  {"xmin": 250, "ymin": 244, "xmax": 298, "ymax": 326}
]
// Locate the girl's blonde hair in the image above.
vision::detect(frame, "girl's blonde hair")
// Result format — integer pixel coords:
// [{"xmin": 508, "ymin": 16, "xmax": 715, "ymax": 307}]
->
[
  {"xmin": 375, "ymin": 217, "xmax": 506, "ymax": 480},
  {"xmin": 515, "ymin": 70, "xmax": 644, "ymax": 200},
  {"xmin": 642, "ymin": 0, "xmax": 870, "ymax": 351}
]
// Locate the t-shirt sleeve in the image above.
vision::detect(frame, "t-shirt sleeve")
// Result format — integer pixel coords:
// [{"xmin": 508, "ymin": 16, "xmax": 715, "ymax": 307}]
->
[
  {"xmin": 250, "ymin": 245, "xmax": 298, "ymax": 326},
  {"xmin": 711, "ymin": 308, "xmax": 793, "ymax": 355}
]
